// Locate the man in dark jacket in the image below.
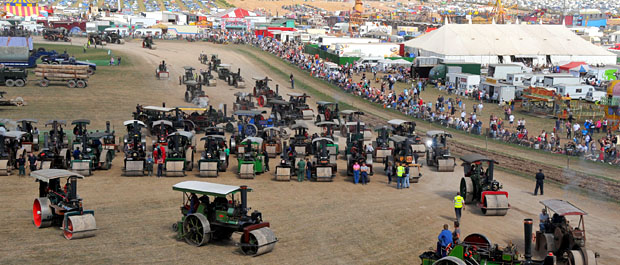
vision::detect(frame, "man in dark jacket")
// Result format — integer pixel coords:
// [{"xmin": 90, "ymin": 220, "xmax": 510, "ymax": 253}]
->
[{"xmin": 534, "ymin": 169, "xmax": 545, "ymax": 195}]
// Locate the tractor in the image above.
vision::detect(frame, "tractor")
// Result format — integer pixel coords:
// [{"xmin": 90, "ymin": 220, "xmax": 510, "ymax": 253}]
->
[
  {"xmin": 87, "ymin": 33, "xmax": 104, "ymax": 46},
  {"xmin": 253, "ymin": 77, "xmax": 282, "ymax": 107},
  {"xmin": 373, "ymin": 125, "xmax": 393, "ymax": 163},
  {"xmin": 165, "ymin": 131, "xmax": 195, "ymax": 177},
  {"xmin": 171, "ymin": 181, "xmax": 277, "ymax": 255},
  {"xmin": 425, "ymin": 130, "xmax": 456, "ymax": 172},
  {"xmin": 389, "ymin": 119, "xmax": 425, "ymax": 160},
  {"xmin": 151, "ymin": 120, "xmax": 174, "ymax": 151},
  {"xmin": 275, "ymin": 143, "xmax": 293, "ymax": 181},
  {"xmin": 227, "ymin": 68, "xmax": 246, "ymax": 88},
  {"xmin": 186, "ymin": 105, "xmax": 235, "ymax": 133},
  {"xmin": 209, "ymin": 54, "xmax": 221, "ymax": 70},
  {"xmin": 289, "ymin": 122, "xmax": 311, "ymax": 157},
  {"xmin": 420, "ymin": 219, "xmax": 567, "ymax": 265},
  {"xmin": 69, "ymin": 119, "xmax": 92, "ymax": 175},
  {"xmin": 388, "ymin": 135, "xmax": 422, "ymax": 183},
  {"xmin": 261, "ymin": 127, "xmax": 288, "ymax": 158},
  {"xmin": 237, "ymin": 137, "xmax": 265, "ymax": 179},
  {"xmin": 0, "ymin": 131, "xmax": 27, "ymax": 175},
  {"xmin": 180, "ymin": 66, "xmax": 196, "ymax": 85},
  {"xmin": 43, "ymin": 28, "xmax": 70, "ymax": 42},
  {"xmin": 460, "ymin": 153, "xmax": 510, "ymax": 216},
  {"xmin": 315, "ymin": 121, "xmax": 340, "ymax": 161},
  {"xmin": 32, "ymin": 169, "xmax": 97, "ymax": 240},
  {"xmin": 198, "ymin": 68, "xmax": 217, "ymax": 86},
  {"xmin": 233, "ymin": 92, "xmax": 257, "ymax": 112},
  {"xmin": 339, "ymin": 110, "xmax": 371, "ymax": 141},
  {"xmin": 346, "ymin": 121, "xmax": 373, "ymax": 176},
  {"xmin": 17, "ymin": 119, "xmax": 39, "ymax": 152},
  {"xmin": 310, "ymin": 137, "xmax": 337, "ymax": 181},
  {"xmin": 287, "ymin": 92, "xmax": 314, "ymax": 120},
  {"xmin": 184, "ymin": 81, "xmax": 205, "ymax": 103},
  {"xmin": 229, "ymin": 110, "xmax": 273, "ymax": 154},
  {"xmin": 198, "ymin": 53, "xmax": 209, "ymax": 64},
  {"xmin": 122, "ymin": 120, "xmax": 147, "ymax": 176},
  {"xmin": 38, "ymin": 120, "xmax": 70, "ymax": 170},
  {"xmin": 103, "ymin": 31, "xmax": 124, "ymax": 44},
  {"xmin": 142, "ymin": 36, "xmax": 155, "ymax": 49},
  {"xmin": 156, "ymin": 61, "xmax": 169, "ymax": 79},
  {"xmin": 269, "ymin": 99, "xmax": 296, "ymax": 126},
  {"xmin": 217, "ymin": 64, "xmax": 231, "ymax": 81},
  {"xmin": 198, "ymin": 128, "xmax": 228, "ymax": 177},
  {"xmin": 536, "ymin": 199, "xmax": 598, "ymax": 265},
  {"xmin": 70, "ymin": 120, "xmax": 114, "ymax": 176},
  {"xmin": 315, "ymin": 101, "xmax": 340, "ymax": 125},
  {"xmin": 133, "ymin": 105, "xmax": 174, "ymax": 129}
]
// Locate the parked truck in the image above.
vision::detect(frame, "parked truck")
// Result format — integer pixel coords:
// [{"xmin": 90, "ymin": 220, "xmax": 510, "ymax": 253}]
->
[{"xmin": 0, "ymin": 47, "xmax": 58, "ymax": 68}]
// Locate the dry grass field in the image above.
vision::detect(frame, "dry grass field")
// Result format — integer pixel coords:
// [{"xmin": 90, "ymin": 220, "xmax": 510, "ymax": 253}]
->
[{"xmin": 0, "ymin": 39, "xmax": 619, "ymax": 264}]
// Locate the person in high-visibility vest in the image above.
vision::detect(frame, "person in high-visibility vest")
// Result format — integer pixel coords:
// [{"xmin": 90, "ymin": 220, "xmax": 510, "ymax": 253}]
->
[
  {"xmin": 396, "ymin": 163, "xmax": 405, "ymax": 189},
  {"xmin": 454, "ymin": 192, "xmax": 464, "ymax": 222}
]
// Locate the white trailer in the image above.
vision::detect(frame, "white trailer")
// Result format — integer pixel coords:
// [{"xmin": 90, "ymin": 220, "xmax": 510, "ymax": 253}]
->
[
  {"xmin": 543, "ymin": 74, "xmax": 581, "ymax": 87},
  {"xmin": 554, "ymin": 84, "xmax": 594, "ymax": 100}
]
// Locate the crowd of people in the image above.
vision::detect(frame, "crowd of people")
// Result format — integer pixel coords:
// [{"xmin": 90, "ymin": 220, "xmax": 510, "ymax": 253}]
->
[
  {"xmin": 242, "ymin": 36, "xmax": 620, "ymax": 166},
  {"xmin": 198, "ymin": 31, "xmax": 620, "ymax": 167}
]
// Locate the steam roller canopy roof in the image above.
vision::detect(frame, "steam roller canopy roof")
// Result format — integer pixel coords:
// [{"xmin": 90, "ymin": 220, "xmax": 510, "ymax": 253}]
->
[
  {"xmin": 173, "ymin": 181, "xmax": 252, "ymax": 197},
  {"xmin": 31, "ymin": 169, "xmax": 84, "ymax": 183},
  {"xmin": 540, "ymin": 199, "xmax": 587, "ymax": 216},
  {"xmin": 460, "ymin": 153, "xmax": 496, "ymax": 163},
  {"xmin": 123, "ymin": 120, "xmax": 146, "ymax": 127}
]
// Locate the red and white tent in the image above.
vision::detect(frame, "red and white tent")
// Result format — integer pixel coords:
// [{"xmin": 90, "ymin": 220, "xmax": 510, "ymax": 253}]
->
[{"xmin": 219, "ymin": 8, "xmax": 255, "ymax": 18}]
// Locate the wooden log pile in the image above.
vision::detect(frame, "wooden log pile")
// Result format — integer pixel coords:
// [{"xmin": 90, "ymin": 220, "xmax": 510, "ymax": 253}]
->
[{"xmin": 35, "ymin": 64, "xmax": 89, "ymax": 80}]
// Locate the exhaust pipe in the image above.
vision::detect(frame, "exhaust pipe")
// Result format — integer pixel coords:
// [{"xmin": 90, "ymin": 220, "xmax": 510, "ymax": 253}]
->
[
  {"xmin": 276, "ymin": 84, "xmax": 279, "ymax": 94},
  {"xmin": 240, "ymin": 185, "xmax": 248, "ymax": 215},
  {"xmin": 223, "ymin": 104, "xmax": 227, "ymax": 117},
  {"xmin": 524, "ymin": 218, "xmax": 533, "ymax": 264},
  {"xmin": 106, "ymin": 121, "xmax": 110, "ymax": 133}
]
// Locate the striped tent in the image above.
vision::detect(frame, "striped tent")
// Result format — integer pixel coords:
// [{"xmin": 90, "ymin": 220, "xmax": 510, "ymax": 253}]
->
[{"xmin": 4, "ymin": 0, "xmax": 44, "ymax": 17}]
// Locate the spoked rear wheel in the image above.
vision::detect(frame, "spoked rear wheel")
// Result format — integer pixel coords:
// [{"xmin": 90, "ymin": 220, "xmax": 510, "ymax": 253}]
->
[{"xmin": 182, "ymin": 213, "xmax": 211, "ymax": 246}]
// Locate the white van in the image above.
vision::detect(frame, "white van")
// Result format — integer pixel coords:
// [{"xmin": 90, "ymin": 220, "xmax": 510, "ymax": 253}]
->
[
  {"xmin": 356, "ymin": 57, "xmax": 383, "ymax": 68},
  {"xmin": 554, "ymin": 84, "xmax": 594, "ymax": 100},
  {"xmin": 586, "ymin": 90, "xmax": 606, "ymax": 102}
]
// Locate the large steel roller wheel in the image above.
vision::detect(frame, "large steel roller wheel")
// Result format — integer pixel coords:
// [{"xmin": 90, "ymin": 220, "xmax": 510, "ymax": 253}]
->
[
  {"xmin": 63, "ymin": 214, "xmax": 97, "ymax": 240},
  {"xmin": 432, "ymin": 256, "xmax": 466, "ymax": 265},
  {"xmin": 460, "ymin": 177, "xmax": 474, "ymax": 203},
  {"xmin": 33, "ymin": 198, "xmax": 53, "ymax": 228},
  {"xmin": 569, "ymin": 250, "xmax": 586, "ymax": 265},
  {"xmin": 482, "ymin": 194, "xmax": 509, "ymax": 216},
  {"xmin": 182, "ymin": 213, "xmax": 211, "ymax": 246},
  {"xmin": 240, "ymin": 227, "xmax": 277, "ymax": 256}
]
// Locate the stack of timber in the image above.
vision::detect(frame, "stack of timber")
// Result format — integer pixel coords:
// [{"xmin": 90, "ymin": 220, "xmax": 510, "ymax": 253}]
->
[{"xmin": 35, "ymin": 64, "xmax": 89, "ymax": 81}]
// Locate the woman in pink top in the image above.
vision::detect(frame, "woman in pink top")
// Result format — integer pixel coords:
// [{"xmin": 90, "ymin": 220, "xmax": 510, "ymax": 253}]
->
[{"xmin": 353, "ymin": 161, "xmax": 361, "ymax": 184}]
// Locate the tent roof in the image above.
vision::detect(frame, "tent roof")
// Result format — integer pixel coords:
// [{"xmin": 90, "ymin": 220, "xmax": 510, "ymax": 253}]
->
[
  {"xmin": 404, "ymin": 24, "xmax": 615, "ymax": 57},
  {"xmin": 217, "ymin": 8, "xmax": 256, "ymax": 18},
  {"xmin": 559, "ymin": 61, "xmax": 587, "ymax": 70}
]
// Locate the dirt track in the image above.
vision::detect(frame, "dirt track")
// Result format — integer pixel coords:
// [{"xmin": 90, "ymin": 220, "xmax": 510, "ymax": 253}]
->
[{"xmin": 0, "ymin": 40, "xmax": 619, "ymax": 264}]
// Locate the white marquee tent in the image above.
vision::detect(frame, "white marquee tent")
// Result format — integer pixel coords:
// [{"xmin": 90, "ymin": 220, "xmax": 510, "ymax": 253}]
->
[{"xmin": 404, "ymin": 24, "xmax": 617, "ymax": 65}]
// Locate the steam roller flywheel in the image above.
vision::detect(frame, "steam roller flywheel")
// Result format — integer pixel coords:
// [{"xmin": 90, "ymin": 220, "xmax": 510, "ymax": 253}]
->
[
  {"xmin": 240, "ymin": 227, "xmax": 277, "ymax": 256},
  {"xmin": 33, "ymin": 197, "xmax": 53, "ymax": 228},
  {"xmin": 64, "ymin": 214, "xmax": 97, "ymax": 240}
]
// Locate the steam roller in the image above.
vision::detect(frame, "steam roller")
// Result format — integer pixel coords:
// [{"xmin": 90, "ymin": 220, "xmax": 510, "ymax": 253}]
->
[
  {"xmin": 425, "ymin": 130, "xmax": 456, "ymax": 172},
  {"xmin": 31, "ymin": 169, "xmax": 97, "ymax": 240},
  {"xmin": 173, "ymin": 182, "xmax": 277, "ymax": 256},
  {"xmin": 460, "ymin": 153, "xmax": 510, "ymax": 216},
  {"xmin": 536, "ymin": 199, "xmax": 598, "ymax": 265}
]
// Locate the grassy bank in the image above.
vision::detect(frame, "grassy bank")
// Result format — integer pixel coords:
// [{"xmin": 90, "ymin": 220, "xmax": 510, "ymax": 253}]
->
[{"xmin": 33, "ymin": 43, "xmax": 132, "ymax": 66}]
